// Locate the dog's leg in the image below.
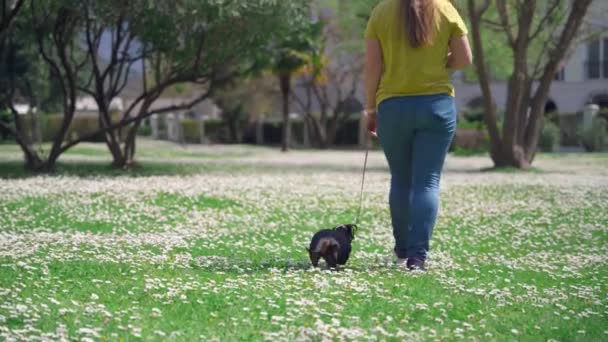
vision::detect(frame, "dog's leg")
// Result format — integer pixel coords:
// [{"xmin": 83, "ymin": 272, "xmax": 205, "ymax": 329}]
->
[
  {"xmin": 325, "ymin": 254, "xmax": 338, "ymax": 270},
  {"xmin": 308, "ymin": 250, "xmax": 320, "ymax": 267}
]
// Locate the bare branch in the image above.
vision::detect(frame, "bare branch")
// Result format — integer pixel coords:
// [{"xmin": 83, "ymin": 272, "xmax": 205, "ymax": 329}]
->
[
  {"xmin": 496, "ymin": 0, "xmax": 517, "ymax": 48},
  {"xmin": 477, "ymin": 0, "xmax": 492, "ymax": 17},
  {"xmin": 529, "ymin": 0, "xmax": 562, "ymax": 42}
]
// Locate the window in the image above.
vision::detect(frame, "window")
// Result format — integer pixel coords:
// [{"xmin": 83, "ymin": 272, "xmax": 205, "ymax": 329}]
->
[
  {"xmin": 587, "ymin": 39, "xmax": 600, "ymax": 79},
  {"xmin": 604, "ymin": 38, "xmax": 608, "ymax": 78},
  {"xmin": 555, "ymin": 68, "xmax": 565, "ymax": 81}
]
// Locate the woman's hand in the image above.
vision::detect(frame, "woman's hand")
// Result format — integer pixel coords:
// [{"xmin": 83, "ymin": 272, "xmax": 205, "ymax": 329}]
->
[{"xmin": 364, "ymin": 109, "xmax": 378, "ymax": 138}]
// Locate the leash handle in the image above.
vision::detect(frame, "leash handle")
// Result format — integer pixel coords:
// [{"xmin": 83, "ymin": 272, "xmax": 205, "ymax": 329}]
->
[{"xmin": 355, "ymin": 140, "xmax": 370, "ymax": 225}]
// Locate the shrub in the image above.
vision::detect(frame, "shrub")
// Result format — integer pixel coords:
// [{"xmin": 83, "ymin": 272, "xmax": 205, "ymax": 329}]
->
[
  {"xmin": 181, "ymin": 119, "xmax": 201, "ymax": 143},
  {"xmin": 137, "ymin": 124, "xmax": 152, "ymax": 137},
  {"xmin": 262, "ymin": 120, "xmax": 282, "ymax": 145},
  {"xmin": 334, "ymin": 119, "xmax": 360, "ymax": 146},
  {"xmin": 18, "ymin": 113, "xmax": 130, "ymax": 143},
  {"xmin": 450, "ymin": 127, "xmax": 489, "ymax": 155},
  {"xmin": 178, "ymin": 118, "xmax": 229, "ymax": 144},
  {"xmin": 0, "ymin": 109, "xmax": 12, "ymax": 141},
  {"xmin": 205, "ymin": 119, "xmax": 227, "ymax": 143},
  {"xmin": 457, "ymin": 119, "xmax": 484, "ymax": 130},
  {"xmin": 556, "ymin": 113, "xmax": 580, "ymax": 146},
  {"xmin": 538, "ymin": 121, "xmax": 560, "ymax": 152},
  {"xmin": 578, "ymin": 117, "xmax": 608, "ymax": 152},
  {"xmin": 462, "ymin": 107, "xmax": 484, "ymax": 124},
  {"xmin": 41, "ymin": 115, "xmax": 64, "ymax": 142},
  {"xmin": 65, "ymin": 114, "xmax": 99, "ymax": 142}
]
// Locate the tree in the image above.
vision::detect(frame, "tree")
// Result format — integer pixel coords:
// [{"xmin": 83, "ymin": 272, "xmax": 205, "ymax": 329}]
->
[
  {"xmin": 70, "ymin": 0, "xmax": 307, "ymax": 168},
  {"xmin": 267, "ymin": 12, "xmax": 322, "ymax": 152},
  {"xmin": 292, "ymin": 7, "xmax": 364, "ymax": 148},
  {"xmin": 466, "ymin": 0, "xmax": 594, "ymax": 168},
  {"xmin": 6, "ymin": 0, "xmax": 88, "ymax": 171},
  {"xmin": 83, "ymin": 0, "xmax": 313, "ymax": 167},
  {"xmin": 0, "ymin": 0, "xmax": 48, "ymax": 154},
  {"xmin": 3, "ymin": 0, "xmax": 310, "ymax": 171},
  {"xmin": 0, "ymin": 0, "xmax": 25, "ymax": 42},
  {"xmin": 212, "ymin": 76, "xmax": 276, "ymax": 144},
  {"xmin": 272, "ymin": 27, "xmax": 315, "ymax": 152}
]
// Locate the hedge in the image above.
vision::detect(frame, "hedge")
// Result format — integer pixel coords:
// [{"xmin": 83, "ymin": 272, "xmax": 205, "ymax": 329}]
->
[
  {"xmin": 18, "ymin": 113, "xmax": 129, "ymax": 143},
  {"xmin": 579, "ymin": 117, "xmax": 608, "ymax": 152}
]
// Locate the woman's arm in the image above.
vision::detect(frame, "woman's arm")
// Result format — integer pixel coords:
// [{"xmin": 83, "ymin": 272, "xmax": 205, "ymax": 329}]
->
[
  {"xmin": 447, "ymin": 35, "xmax": 473, "ymax": 70},
  {"xmin": 365, "ymin": 38, "xmax": 383, "ymax": 112}
]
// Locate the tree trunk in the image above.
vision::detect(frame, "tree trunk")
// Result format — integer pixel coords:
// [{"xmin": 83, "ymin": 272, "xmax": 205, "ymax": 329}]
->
[
  {"xmin": 29, "ymin": 110, "xmax": 41, "ymax": 144},
  {"xmin": 467, "ymin": 0, "xmax": 505, "ymax": 167},
  {"xmin": 7, "ymin": 100, "xmax": 52, "ymax": 172},
  {"xmin": 116, "ymin": 100, "xmax": 156, "ymax": 169},
  {"xmin": 279, "ymin": 73, "xmax": 291, "ymax": 152},
  {"xmin": 96, "ymin": 98, "xmax": 125, "ymax": 167},
  {"xmin": 326, "ymin": 114, "xmax": 339, "ymax": 148},
  {"xmin": 120, "ymin": 123, "xmax": 139, "ymax": 169},
  {"xmin": 15, "ymin": 128, "xmax": 45, "ymax": 171},
  {"xmin": 230, "ymin": 116, "xmax": 241, "ymax": 144}
]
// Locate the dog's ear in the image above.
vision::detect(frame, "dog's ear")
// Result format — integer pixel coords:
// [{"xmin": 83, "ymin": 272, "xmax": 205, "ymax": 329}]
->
[{"xmin": 347, "ymin": 224, "xmax": 356, "ymax": 240}]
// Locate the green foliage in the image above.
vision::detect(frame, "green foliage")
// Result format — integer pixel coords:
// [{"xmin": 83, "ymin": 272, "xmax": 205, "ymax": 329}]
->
[
  {"xmin": 204, "ymin": 119, "xmax": 226, "ymax": 143},
  {"xmin": 461, "ymin": 107, "xmax": 485, "ymax": 125},
  {"xmin": 0, "ymin": 3, "xmax": 63, "ymax": 113},
  {"xmin": 137, "ymin": 124, "xmax": 152, "ymax": 137},
  {"xmin": 0, "ymin": 109, "xmax": 12, "ymax": 140},
  {"xmin": 579, "ymin": 117, "xmax": 608, "ymax": 152},
  {"xmin": 40, "ymin": 115, "xmax": 63, "ymax": 142},
  {"xmin": 18, "ymin": 113, "xmax": 129, "ymax": 143},
  {"xmin": 179, "ymin": 118, "xmax": 228, "ymax": 144},
  {"xmin": 457, "ymin": 119, "xmax": 484, "ymax": 130},
  {"xmin": 181, "ymin": 119, "xmax": 201, "ymax": 143},
  {"xmin": 268, "ymin": 22, "xmax": 324, "ymax": 77},
  {"xmin": 538, "ymin": 121, "xmax": 560, "ymax": 152},
  {"xmin": 451, "ymin": 127, "xmax": 489, "ymax": 155}
]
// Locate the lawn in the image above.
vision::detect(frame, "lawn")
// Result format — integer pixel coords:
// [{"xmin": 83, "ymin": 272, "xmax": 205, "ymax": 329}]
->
[{"xmin": 0, "ymin": 140, "xmax": 607, "ymax": 341}]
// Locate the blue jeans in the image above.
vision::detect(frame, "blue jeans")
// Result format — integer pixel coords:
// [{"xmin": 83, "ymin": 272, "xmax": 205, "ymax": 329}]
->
[{"xmin": 377, "ymin": 94, "xmax": 456, "ymax": 260}]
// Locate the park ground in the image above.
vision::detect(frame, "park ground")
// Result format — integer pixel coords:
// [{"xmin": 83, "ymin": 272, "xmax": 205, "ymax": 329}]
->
[{"xmin": 0, "ymin": 140, "xmax": 607, "ymax": 340}]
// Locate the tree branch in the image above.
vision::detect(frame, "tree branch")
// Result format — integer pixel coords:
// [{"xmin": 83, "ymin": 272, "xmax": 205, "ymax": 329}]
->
[
  {"xmin": 0, "ymin": 0, "xmax": 25, "ymax": 43},
  {"xmin": 529, "ymin": 0, "xmax": 562, "ymax": 42},
  {"xmin": 524, "ymin": 0, "xmax": 594, "ymax": 157},
  {"xmin": 496, "ymin": 0, "xmax": 517, "ymax": 48}
]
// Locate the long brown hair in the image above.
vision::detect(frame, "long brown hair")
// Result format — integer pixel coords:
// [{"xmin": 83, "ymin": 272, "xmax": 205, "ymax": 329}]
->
[{"xmin": 401, "ymin": 0, "xmax": 437, "ymax": 48}]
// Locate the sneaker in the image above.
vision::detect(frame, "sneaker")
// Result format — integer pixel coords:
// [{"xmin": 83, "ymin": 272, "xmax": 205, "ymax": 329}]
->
[
  {"xmin": 396, "ymin": 258, "xmax": 407, "ymax": 267},
  {"xmin": 394, "ymin": 250, "xmax": 407, "ymax": 267},
  {"xmin": 406, "ymin": 257, "xmax": 425, "ymax": 271}
]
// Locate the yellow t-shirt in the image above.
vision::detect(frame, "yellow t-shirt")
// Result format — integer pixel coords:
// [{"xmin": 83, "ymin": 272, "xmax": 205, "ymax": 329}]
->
[{"xmin": 365, "ymin": 0, "xmax": 468, "ymax": 106}]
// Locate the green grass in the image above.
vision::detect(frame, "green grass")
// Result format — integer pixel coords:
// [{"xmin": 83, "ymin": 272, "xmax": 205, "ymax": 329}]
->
[{"xmin": 0, "ymin": 141, "xmax": 607, "ymax": 340}]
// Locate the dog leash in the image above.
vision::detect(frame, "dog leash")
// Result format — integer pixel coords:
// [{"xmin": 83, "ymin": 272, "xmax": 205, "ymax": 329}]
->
[{"xmin": 355, "ymin": 139, "xmax": 371, "ymax": 226}]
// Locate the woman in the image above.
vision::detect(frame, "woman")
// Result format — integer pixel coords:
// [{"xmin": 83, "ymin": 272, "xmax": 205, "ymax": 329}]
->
[{"xmin": 365, "ymin": 0, "xmax": 472, "ymax": 270}]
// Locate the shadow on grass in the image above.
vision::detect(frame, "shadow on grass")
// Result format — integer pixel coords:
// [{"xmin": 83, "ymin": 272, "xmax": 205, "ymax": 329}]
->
[
  {"xmin": 0, "ymin": 159, "xmax": 392, "ymax": 179},
  {"xmin": 0, "ymin": 160, "xmax": 224, "ymax": 179},
  {"xmin": 478, "ymin": 166, "xmax": 544, "ymax": 173},
  {"xmin": 0, "ymin": 158, "xmax": 553, "ymax": 179},
  {"xmin": 190, "ymin": 256, "xmax": 401, "ymax": 274}
]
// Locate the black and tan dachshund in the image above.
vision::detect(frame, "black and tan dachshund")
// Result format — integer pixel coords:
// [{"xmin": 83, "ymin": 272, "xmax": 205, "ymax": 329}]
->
[{"xmin": 307, "ymin": 224, "xmax": 356, "ymax": 269}]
